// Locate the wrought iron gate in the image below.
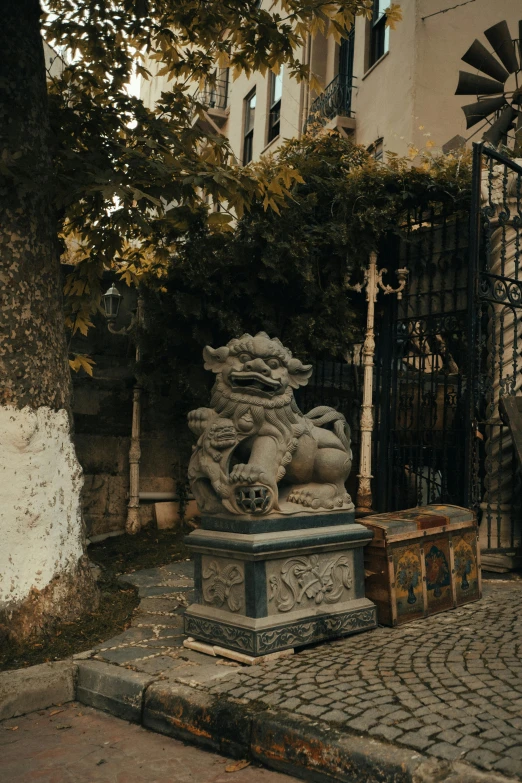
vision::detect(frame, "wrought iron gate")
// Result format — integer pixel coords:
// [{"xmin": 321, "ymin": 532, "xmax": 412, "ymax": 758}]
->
[
  {"xmin": 375, "ymin": 143, "xmax": 522, "ymax": 558},
  {"xmin": 467, "ymin": 144, "xmax": 522, "ymax": 556},
  {"xmin": 374, "ymin": 205, "xmax": 470, "ymax": 512}
]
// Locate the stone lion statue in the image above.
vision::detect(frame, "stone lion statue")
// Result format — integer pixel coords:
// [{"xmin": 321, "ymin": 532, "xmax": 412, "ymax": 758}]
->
[{"xmin": 187, "ymin": 332, "xmax": 353, "ymax": 516}]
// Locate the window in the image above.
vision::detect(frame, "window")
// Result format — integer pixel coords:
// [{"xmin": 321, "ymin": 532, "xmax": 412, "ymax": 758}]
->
[
  {"xmin": 243, "ymin": 89, "xmax": 256, "ymax": 164},
  {"xmin": 267, "ymin": 67, "xmax": 283, "ymax": 144},
  {"xmin": 368, "ymin": 138, "xmax": 384, "ymax": 161},
  {"xmin": 368, "ymin": 0, "xmax": 389, "ymax": 69}
]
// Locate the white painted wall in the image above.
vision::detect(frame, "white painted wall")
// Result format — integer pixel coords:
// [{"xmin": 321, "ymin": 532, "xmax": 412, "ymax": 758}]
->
[
  {"xmin": 327, "ymin": 0, "xmax": 522, "ymax": 156},
  {"xmin": 140, "ymin": 2, "xmax": 522, "ymax": 163},
  {"xmin": 43, "ymin": 41, "xmax": 65, "ymax": 79},
  {"xmin": 0, "ymin": 406, "xmax": 84, "ymax": 610},
  {"xmin": 413, "ymin": 0, "xmax": 522, "ymax": 153},
  {"xmin": 351, "ymin": 6, "xmax": 416, "ymax": 155}
]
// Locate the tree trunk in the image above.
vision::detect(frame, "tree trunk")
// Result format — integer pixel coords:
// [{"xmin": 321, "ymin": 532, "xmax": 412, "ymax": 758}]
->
[{"xmin": 0, "ymin": 0, "xmax": 98, "ymax": 642}]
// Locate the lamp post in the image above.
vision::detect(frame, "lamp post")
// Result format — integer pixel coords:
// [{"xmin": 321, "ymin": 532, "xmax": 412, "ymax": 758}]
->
[
  {"xmin": 102, "ymin": 283, "xmax": 123, "ymax": 323},
  {"xmin": 345, "ymin": 252, "xmax": 408, "ymax": 515},
  {"xmin": 102, "ymin": 283, "xmax": 143, "ymax": 535}
]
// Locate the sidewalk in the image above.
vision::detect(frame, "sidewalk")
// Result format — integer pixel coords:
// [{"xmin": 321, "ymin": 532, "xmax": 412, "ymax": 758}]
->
[
  {"xmin": 0, "ymin": 701, "xmax": 296, "ymax": 783},
  {"xmin": 73, "ymin": 560, "xmax": 522, "ymax": 783}
]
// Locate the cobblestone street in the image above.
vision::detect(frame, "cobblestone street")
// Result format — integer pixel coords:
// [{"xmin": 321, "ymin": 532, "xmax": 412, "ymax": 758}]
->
[
  {"xmin": 209, "ymin": 580, "xmax": 522, "ymax": 778},
  {"xmin": 72, "ymin": 560, "xmax": 522, "ymax": 781}
]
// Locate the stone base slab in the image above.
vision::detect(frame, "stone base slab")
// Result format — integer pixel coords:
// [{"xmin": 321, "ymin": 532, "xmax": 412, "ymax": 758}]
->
[
  {"xmin": 200, "ymin": 509, "xmax": 356, "ymax": 534},
  {"xmin": 184, "ymin": 599, "xmax": 377, "ymax": 656},
  {"xmin": 183, "ymin": 637, "xmax": 294, "ymax": 665}
]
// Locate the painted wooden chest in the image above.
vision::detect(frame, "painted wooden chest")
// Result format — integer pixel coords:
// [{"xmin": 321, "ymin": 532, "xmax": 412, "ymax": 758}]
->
[{"xmin": 361, "ymin": 504, "xmax": 481, "ymax": 627}]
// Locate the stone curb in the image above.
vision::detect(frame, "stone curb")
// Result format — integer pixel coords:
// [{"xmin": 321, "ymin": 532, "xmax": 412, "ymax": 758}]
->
[
  {"xmin": 1, "ymin": 659, "xmax": 518, "ymax": 783},
  {"xmin": 76, "ymin": 659, "xmax": 156, "ymax": 723},
  {"xmin": 0, "ymin": 660, "xmax": 77, "ymax": 721},
  {"xmin": 143, "ymin": 685, "xmax": 521, "ymax": 783},
  {"xmin": 73, "ymin": 660, "xmax": 519, "ymax": 783}
]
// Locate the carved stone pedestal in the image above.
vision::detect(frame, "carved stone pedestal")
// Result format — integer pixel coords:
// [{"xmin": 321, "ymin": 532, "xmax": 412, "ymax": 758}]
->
[{"xmin": 184, "ymin": 512, "xmax": 377, "ymax": 657}]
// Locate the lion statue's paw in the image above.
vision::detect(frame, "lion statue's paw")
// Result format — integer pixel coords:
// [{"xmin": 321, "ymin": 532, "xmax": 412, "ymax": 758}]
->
[
  {"xmin": 188, "ymin": 407, "xmax": 217, "ymax": 436},
  {"xmin": 287, "ymin": 483, "xmax": 351, "ymax": 511},
  {"xmin": 229, "ymin": 463, "xmax": 268, "ymax": 485}
]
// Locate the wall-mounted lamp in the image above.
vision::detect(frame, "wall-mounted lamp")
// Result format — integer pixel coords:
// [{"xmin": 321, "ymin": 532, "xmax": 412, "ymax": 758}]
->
[{"xmin": 102, "ymin": 284, "xmax": 123, "ymax": 322}]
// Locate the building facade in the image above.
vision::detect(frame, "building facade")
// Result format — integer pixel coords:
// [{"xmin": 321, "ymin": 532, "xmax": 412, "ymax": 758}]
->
[{"xmin": 141, "ymin": 0, "xmax": 521, "ymax": 162}]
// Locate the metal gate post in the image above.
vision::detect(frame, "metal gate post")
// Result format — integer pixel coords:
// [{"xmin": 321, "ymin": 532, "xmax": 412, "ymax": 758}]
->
[
  {"xmin": 463, "ymin": 143, "xmax": 483, "ymax": 509},
  {"xmin": 480, "ymin": 156, "xmax": 522, "ymax": 571}
]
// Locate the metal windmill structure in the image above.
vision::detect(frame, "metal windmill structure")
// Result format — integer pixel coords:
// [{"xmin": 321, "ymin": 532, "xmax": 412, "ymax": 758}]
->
[{"xmin": 455, "ymin": 20, "xmax": 522, "ymax": 149}]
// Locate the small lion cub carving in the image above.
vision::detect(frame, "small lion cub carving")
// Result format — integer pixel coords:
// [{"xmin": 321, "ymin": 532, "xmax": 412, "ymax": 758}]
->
[{"xmin": 187, "ymin": 332, "xmax": 353, "ymax": 516}]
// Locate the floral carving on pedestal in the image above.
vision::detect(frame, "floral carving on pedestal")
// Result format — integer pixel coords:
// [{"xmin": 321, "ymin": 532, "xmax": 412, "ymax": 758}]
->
[
  {"xmin": 257, "ymin": 607, "xmax": 376, "ymax": 653},
  {"xmin": 268, "ymin": 554, "xmax": 352, "ymax": 613},
  {"xmin": 202, "ymin": 560, "xmax": 244, "ymax": 612}
]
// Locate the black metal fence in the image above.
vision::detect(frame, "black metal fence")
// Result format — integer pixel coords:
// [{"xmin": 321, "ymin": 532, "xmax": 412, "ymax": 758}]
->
[
  {"xmin": 295, "ymin": 345, "xmax": 365, "ymax": 502},
  {"xmin": 467, "ymin": 145, "xmax": 522, "ymax": 555},
  {"xmin": 293, "ymin": 145, "xmax": 521, "ymax": 561},
  {"xmin": 375, "ymin": 206, "xmax": 470, "ymax": 512}
]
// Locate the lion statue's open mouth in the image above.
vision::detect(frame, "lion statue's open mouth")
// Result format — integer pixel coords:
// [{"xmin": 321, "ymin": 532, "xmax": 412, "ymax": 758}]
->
[{"xmin": 230, "ymin": 371, "xmax": 281, "ymax": 395}]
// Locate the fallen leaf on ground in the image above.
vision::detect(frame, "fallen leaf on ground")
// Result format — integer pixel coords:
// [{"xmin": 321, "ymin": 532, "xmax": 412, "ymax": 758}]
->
[
  {"xmin": 5, "ymin": 726, "xmax": 18, "ymax": 731},
  {"xmin": 225, "ymin": 760, "xmax": 251, "ymax": 773}
]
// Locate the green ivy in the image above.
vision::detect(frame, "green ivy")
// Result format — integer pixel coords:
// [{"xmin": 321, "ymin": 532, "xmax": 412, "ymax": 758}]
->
[{"xmin": 138, "ymin": 133, "xmax": 472, "ymax": 429}]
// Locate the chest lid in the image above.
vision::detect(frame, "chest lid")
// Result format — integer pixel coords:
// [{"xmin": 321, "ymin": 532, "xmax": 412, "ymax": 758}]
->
[{"xmin": 362, "ymin": 504, "xmax": 475, "ymax": 542}]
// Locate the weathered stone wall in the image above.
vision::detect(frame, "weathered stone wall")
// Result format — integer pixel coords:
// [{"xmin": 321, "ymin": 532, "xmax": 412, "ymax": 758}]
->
[{"xmin": 69, "ymin": 281, "xmax": 185, "ymax": 538}]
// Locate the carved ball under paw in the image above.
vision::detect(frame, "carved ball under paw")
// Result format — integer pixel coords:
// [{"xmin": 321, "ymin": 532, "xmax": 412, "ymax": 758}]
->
[{"xmin": 234, "ymin": 485, "xmax": 273, "ymax": 515}]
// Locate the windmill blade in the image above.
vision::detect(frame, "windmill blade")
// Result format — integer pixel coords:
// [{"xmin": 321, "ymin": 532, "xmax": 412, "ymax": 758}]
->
[
  {"xmin": 455, "ymin": 71, "xmax": 505, "ymax": 96},
  {"xmin": 461, "ymin": 40, "xmax": 509, "ymax": 83},
  {"xmin": 484, "ymin": 21, "xmax": 519, "ymax": 74},
  {"xmin": 483, "ymin": 105, "xmax": 518, "ymax": 145},
  {"xmin": 462, "ymin": 97, "xmax": 507, "ymax": 128}
]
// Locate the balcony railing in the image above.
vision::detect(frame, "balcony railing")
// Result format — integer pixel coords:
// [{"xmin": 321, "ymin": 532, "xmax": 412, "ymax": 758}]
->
[
  {"xmin": 200, "ymin": 76, "xmax": 229, "ymax": 111},
  {"xmin": 304, "ymin": 73, "xmax": 354, "ymax": 131}
]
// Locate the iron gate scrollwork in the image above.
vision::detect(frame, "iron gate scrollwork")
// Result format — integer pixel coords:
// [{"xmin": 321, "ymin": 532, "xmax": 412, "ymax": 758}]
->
[{"xmin": 467, "ymin": 143, "xmax": 522, "ymax": 559}]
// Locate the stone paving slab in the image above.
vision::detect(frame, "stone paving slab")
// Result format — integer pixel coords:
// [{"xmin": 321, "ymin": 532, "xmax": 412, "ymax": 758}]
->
[
  {"xmin": 74, "ymin": 559, "xmax": 522, "ymax": 783},
  {"xmin": 0, "ymin": 702, "xmax": 297, "ymax": 783}
]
